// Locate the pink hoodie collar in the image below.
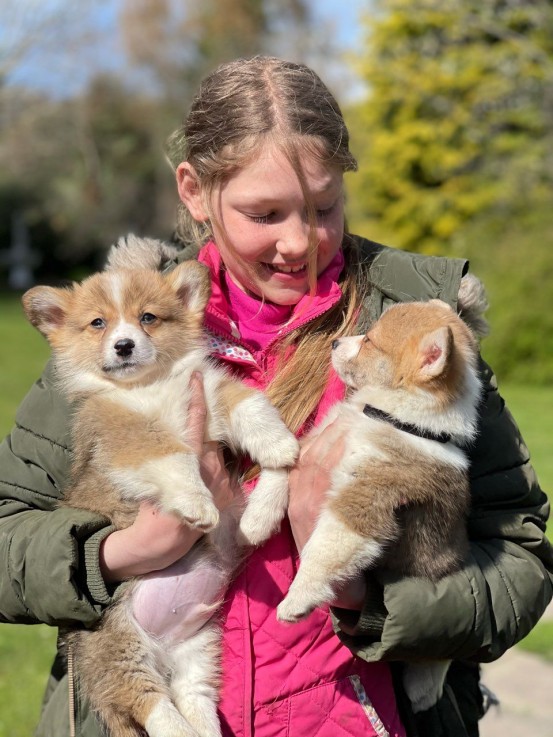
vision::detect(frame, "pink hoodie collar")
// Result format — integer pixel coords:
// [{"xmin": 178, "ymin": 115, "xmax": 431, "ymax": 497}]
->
[{"xmin": 198, "ymin": 241, "xmax": 344, "ymax": 349}]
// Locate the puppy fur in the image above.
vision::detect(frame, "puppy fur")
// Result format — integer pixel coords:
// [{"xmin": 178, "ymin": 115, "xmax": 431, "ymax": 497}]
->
[
  {"xmin": 239, "ymin": 293, "xmax": 486, "ymax": 713},
  {"xmin": 22, "ymin": 243, "xmax": 299, "ymax": 737}
]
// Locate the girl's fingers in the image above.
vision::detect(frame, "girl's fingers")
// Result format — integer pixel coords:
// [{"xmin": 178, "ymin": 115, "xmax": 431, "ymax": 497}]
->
[
  {"xmin": 287, "ymin": 422, "xmax": 346, "ymax": 552},
  {"xmin": 187, "ymin": 372, "xmax": 207, "ymax": 455}
]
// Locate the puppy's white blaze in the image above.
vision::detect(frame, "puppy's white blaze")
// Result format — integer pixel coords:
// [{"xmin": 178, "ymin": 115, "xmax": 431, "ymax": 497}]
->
[
  {"xmin": 107, "ymin": 318, "xmax": 156, "ymax": 365},
  {"xmin": 144, "ymin": 699, "xmax": 195, "ymax": 737},
  {"xmin": 334, "ymin": 335, "xmax": 364, "ymax": 360},
  {"xmin": 331, "ymin": 336, "xmax": 363, "ymax": 374},
  {"xmin": 107, "ymin": 271, "xmax": 124, "ymax": 308},
  {"xmin": 278, "ymin": 510, "xmax": 382, "ymax": 620},
  {"xmin": 228, "ymin": 395, "xmax": 299, "ymax": 468},
  {"xmin": 238, "ymin": 468, "xmax": 289, "ymax": 545}
]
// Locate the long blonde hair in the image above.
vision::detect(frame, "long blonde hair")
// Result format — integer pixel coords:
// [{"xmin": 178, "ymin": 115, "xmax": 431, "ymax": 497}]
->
[{"xmin": 166, "ymin": 56, "xmax": 369, "ymax": 433}]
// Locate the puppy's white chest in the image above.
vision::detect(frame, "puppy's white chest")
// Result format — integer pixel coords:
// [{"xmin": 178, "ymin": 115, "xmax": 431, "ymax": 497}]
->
[{"xmin": 114, "ymin": 374, "xmax": 194, "ymax": 439}]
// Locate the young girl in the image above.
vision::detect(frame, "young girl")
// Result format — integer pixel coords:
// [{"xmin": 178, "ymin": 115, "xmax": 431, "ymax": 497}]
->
[{"xmin": 0, "ymin": 56, "xmax": 551, "ymax": 737}]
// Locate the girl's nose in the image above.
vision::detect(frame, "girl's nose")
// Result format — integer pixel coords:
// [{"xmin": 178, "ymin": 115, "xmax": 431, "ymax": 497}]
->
[{"xmin": 275, "ymin": 216, "xmax": 310, "ymax": 258}]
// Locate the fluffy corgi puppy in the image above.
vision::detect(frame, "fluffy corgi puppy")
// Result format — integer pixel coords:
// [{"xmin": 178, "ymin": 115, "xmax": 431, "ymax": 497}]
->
[
  {"xmin": 239, "ymin": 293, "xmax": 486, "ymax": 713},
  {"xmin": 23, "ymin": 252, "xmax": 299, "ymax": 737}
]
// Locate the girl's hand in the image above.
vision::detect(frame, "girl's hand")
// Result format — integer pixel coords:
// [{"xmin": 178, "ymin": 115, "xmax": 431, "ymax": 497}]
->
[
  {"xmin": 100, "ymin": 373, "xmax": 237, "ymax": 582},
  {"xmin": 287, "ymin": 422, "xmax": 345, "ymax": 553},
  {"xmin": 287, "ymin": 422, "xmax": 367, "ymax": 611}
]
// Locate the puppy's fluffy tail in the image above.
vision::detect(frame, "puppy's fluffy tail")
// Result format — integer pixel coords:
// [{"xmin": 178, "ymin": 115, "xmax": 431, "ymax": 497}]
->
[
  {"xmin": 106, "ymin": 234, "xmax": 181, "ymax": 272},
  {"xmin": 458, "ymin": 273, "xmax": 489, "ymax": 339}
]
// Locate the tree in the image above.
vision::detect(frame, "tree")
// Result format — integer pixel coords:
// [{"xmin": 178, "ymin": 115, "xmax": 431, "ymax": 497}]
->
[
  {"xmin": 346, "ymin": 0, "xmax": 553, "ymax": 254},
  {"xmin": 0, "ymin": 78, "xmax": 175, "ymax": 278},
  {"xmin": 119, "ymin": 0, "xmax": 313, "ymax": 106}
]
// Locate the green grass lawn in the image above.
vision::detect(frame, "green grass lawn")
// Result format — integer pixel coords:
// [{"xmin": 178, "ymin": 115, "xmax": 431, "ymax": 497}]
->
[{"xmin": 0, "ymin": 292, "xmax": 551, "ymax": 735}]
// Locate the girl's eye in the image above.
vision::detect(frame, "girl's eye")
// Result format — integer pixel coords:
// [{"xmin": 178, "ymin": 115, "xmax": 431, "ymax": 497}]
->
[
  {"xmin": 140, "ymin": 313, "xmax": 157, "ymax": 325},
  {"xmin": 317, "ymin": 199, "xmax": 339, "ymax": 220},
  {"xmin": 316, "ymin": 203, "xmax": 336, "ymax": 219},
  {"xmin": 90, "ymin": 318, "xmax": 105, "ymax": 329},
  {"xmin": 248, "ymin": 213, "xmax": 271, "ymax": 224}
]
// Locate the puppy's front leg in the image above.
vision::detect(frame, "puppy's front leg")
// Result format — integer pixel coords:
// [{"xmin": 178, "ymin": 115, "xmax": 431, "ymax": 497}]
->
[
  {"xmin": 216, "ymin": 379, "xmax": 299, "ymax": 469},
  {"xmin": 237, "ymin": 468, "xmax": 289, "ymax": 546},
  {"xmin": 116, "ymin": 451, "xmax": 219, "ymax": 532},
  {"xmin": 77, "ymin": 399, "xmax": 219, "ymax": 530},
  {"xmin": 277, "ymin": 508, "xmax": 383, "ymax": 622}
]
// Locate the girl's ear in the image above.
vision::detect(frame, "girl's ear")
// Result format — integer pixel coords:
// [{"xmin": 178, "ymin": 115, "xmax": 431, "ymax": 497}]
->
[{"xmin": 176, "ymin": 162, "xmax": 209, "ymax": 222}]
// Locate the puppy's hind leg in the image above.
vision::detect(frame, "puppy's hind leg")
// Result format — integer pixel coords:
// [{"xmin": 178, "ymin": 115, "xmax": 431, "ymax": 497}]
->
[
  {"xmin": 170, "ymin": 622, "xmax": 223, "ymax": 737},
  {"xmin": 93, "ymin": 690, "xmax": 195, "ymax": 737},
  {"xmin": 403, "ymin": 660, "xmax": 451, "ymax": 713},
  {"xmin": 72, "ymin": 611, "xmax": 196, "ymax": 737},
  {"xmin": 277, "ymin": 509, "xmax": 383, "ymax": 623}
]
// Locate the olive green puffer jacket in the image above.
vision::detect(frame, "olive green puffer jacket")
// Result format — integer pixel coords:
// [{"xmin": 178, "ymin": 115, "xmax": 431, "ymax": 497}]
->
[{"xmin": 0, "ymin": 236, "xmax": 551, "ymax": 737}]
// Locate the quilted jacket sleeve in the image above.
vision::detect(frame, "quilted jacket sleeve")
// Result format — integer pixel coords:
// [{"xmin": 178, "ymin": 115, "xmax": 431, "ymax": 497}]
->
[
  {"xmin": 0, "ymin": 362, "xmax": 116, "ymax": 627},
  {"xmin": 334, "ymin": 357, "xmax": 553, "ymax": 664}
]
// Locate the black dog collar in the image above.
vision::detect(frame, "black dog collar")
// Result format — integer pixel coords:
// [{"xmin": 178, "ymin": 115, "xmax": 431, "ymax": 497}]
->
[{"xmin": 362, "ymin": 404, "xmax": 452, "ymax": 444}]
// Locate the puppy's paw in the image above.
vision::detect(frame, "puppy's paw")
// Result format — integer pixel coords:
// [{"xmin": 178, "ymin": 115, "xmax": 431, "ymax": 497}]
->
[
  {"xmin": 237, "ymin": 468, "xmax": 289, "ymax": 546},
  {"xmin": 276, "ymin": 596, "xmax": 314, "ymax": 623},
  {"xmin": 177, "ymin": 498, "xmax": 220, "ymax": 532},
  {"xmin": 277, "ymin": 575, "xmax": 335, "ymax": 623},
  {"xmin": 403, "ymin": 661, "xmax": 450, "ymax": 713},
  {"xmin": 253, "ymin": 430, "xmax": 299, "ymax": 469},
  {"xmin": 145, "ymin": 700, "xmax": 198, "ymax": 737},
  {"xmin": 236, "ymin": 514, "xmax": 272, "ymax": 547},
  {"xmin": 174, "ymin": 693, "xmax": 222, "ymax": 737}
]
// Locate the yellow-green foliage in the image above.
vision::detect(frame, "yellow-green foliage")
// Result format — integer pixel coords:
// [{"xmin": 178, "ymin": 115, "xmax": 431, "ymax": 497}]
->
[
  {"xmin": 346, "ymin": 0, "xmax": 553, "ymax": 254},
  {"xmin": 453, "ymin": 208, "xmax": 553, "ymax": 384}
]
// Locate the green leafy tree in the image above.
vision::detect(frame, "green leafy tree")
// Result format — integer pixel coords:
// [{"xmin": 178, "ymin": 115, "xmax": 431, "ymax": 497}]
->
[
  {"xmin": 347, "ymin": 0, "xmax": 553, "ymax": 254},
  {"xmin": 119, "ymin": 0, "xmax": 312, "ymax": 104}
]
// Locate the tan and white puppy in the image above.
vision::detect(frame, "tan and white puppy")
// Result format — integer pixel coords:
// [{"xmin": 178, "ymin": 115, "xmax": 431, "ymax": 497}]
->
[
  {"xmin": 23, "ymin": 249, "xmax": 299, "ymax": 737},
  {"xmin": 239, "ymin": 293, "xmax": 486, "ymax": 713}
]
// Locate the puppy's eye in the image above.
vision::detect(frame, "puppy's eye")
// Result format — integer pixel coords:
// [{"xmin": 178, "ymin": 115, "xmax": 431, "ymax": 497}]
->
[
  {"xmin": 140, "ymin": 313, "xmax": 157, "ymax": 325},
  {"xmin": 363, "ymin": 335, "xmax": 371, "ymax": 343},
  {"xmin": 90, "ymin": 318, "xmax": 105, "ymax": 329}
]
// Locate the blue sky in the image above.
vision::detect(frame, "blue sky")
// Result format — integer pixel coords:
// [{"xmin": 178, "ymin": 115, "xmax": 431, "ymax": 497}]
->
[
  {"xmin": 316, "ymin": 0, "xmax": 366, "ymax": 46},
  {"xmin": 3, "ymin": 0, "xmax": 368, "ymax": 99}
]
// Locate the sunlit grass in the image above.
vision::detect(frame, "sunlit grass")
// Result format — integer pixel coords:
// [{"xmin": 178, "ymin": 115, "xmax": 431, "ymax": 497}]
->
[{"xmin": 0, "ymin": 624, "xmax": 57, "ymax": 737}]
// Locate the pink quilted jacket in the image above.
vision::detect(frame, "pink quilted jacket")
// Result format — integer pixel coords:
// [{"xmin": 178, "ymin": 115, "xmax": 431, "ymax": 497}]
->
[{"xmin": 200, "ymin": 243, "xmax": 406, "ymax": 737}]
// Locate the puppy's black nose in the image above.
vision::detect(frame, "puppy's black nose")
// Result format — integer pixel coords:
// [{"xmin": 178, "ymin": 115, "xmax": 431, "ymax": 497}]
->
[
  {"xmin": 331, "ymin": 339, "xmax": 340, "ymax": 350},
  {"xmin": 114, "ymin": 339, "xmax": 135, "ymax": 357}
]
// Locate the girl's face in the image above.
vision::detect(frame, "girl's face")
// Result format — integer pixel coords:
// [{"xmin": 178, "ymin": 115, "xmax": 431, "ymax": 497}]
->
[{"xmin": 178, "ymin": 146, "xmax": 345, "ymax": 305}]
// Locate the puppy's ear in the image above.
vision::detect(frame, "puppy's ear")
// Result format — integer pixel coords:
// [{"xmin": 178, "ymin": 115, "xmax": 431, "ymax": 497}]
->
[
  {"xmin": 417, "ymin": 326, "xmax": 453, "ymax": 379},
  {"xmin": 22, "ymin": 286, "xmax": 70, "ymax": 339},
  {"xmin": 167, "ymin": 261, "xmax": 211, "ymax": 314}
]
